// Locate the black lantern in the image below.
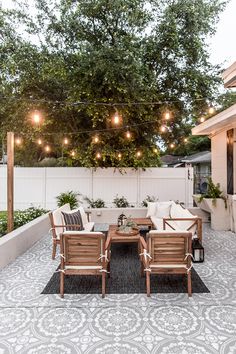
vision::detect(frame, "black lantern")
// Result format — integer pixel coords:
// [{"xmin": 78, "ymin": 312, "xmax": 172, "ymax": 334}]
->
[
  {"xmin": 192, "ymin": 239, "xmax": 204, "ymax": 263},
  {"xmin": 117, "ymin": 213, "xmax": 127, "ymax": 227}
]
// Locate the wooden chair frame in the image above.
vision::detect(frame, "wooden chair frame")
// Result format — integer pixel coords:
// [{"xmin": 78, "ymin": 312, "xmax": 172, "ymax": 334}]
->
[
  {"xmin": 60, "ymin": 232, "xmax": 111, "ymax": 298},
  {"xmin": 163, "ymin": 216, "xmax": 202, "ymax": 243},
  {"xmin": 140, "ymin": 231, "xmax": 193, "ymax": 297}
]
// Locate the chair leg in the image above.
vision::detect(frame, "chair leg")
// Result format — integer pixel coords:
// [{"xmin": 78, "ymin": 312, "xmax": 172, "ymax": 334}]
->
[
  {"xmin": 52, "ymin": 241, "xmax": 57, "ymax": 260},
  {"xmin": 60, "ymin": 271, "xmax": 64, "ymax": 298},
  {"xmin": 107, "ymin": 262, "xmax": 111, "ymax": 278},
  {"xmin": 187, "ymin": 271, "xmax": 192, "ymax": 297},
  {"xmin": 146, "ymin": 272, "xmax": 151, "ymax": 297},
  {"xmin": 102, "ymin": 272, "xmax": 106, "ymax": 298}
]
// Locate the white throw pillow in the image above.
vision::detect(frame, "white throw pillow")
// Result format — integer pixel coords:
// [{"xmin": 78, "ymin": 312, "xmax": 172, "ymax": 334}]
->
[
  {"xmin": 155, "ymin": 201, "xmax": 173, "ymax": 218},
  {"xmin": 78, "ymin": 206, "xmax": 88, "ymax": 226},
  {"xmin": 146, "ymin": 202, "xmax": 158, "ymax": 217}
]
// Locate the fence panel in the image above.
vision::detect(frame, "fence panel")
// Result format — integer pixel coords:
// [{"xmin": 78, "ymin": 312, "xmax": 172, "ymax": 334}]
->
[{"xmin": 0, "ymin": 166, "xmax": 193, "ymax": 210}]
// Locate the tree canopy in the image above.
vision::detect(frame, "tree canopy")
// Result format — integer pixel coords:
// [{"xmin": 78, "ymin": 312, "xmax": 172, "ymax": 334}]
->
[{"xmin": 0, "ymin": 0, "xmax": 229, "ymax": 167}]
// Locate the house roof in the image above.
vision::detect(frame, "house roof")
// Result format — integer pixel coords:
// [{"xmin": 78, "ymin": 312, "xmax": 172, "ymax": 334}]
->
[
  {"xmin": 192, "ymin": 103, "xmax": 236, "ymax": 136},
  {"xmin": 160, "ymin": 155, "xmax": 184, "ymax": 166},
  {"xmin": 182, "ymin": 151, "xmax": 211, "ymax": 164},
  {"xmin": 222, "ymin": 61, "xmax": 236, "ymax": 88}
]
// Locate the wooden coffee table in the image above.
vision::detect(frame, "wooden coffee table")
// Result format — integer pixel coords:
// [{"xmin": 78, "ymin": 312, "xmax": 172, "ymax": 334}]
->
[{"xmin": 107, "ymin": 224, "xmax": 141, "ymax": 244}]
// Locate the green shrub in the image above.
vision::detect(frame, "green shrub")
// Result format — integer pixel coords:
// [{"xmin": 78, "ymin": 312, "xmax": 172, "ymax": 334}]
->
[
  {"xmin": 199, "ymin": 177, "xmax": 227, "ymax": 208},
  {"xmin": 0, "ymin": 206, "xmax": 48, "ymax": 237},
  {"xmin": 113, "ymin": 195, "xmax": 130, "ymax": 208},
  {"xmin": 141, "ymin": 195, "xmax": 158, "ymax": 207},
  {"xmin": 56, "ymin": 190, "xmax": 81, "ymax": 209},
  {"xmin": 84, "ymin": 197, "xmax": 106, "ymax": 208}
]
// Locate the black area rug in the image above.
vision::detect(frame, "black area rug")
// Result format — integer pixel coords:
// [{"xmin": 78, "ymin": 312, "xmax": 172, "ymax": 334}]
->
[{"xmin": 42, "ymin": 243, "xmax": 210, "ymax": 294}]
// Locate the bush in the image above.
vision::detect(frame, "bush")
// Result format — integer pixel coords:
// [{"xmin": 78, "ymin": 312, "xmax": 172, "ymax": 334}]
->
[
  {"xmin": 56, "ymin": 190, "xmax": 81, "ymax": 209},
  {"xmin": 141, "ymin": 195, "xmax": 158, "ymax": 207},
  {"xmin": 0, "ymin": 206, "xmax": 48, "ymax": 237},
  {"xmin": 84, "ymin": 197, "xmax": 106, "ymax": 208},
  {"xmin": 113, "ymin": 195, "xmax": 130, "ymax": 208}
]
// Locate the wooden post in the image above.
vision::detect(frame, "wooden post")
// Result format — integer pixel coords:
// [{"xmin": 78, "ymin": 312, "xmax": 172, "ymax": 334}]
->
[{"xmin": 7, "ymin": 132, "xmax": 14, "ymax": 233}]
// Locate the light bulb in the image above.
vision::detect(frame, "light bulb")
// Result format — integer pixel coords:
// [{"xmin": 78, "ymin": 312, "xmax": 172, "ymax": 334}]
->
[
  {"xmin": 113, "ymin": 112, "xmax": 120, "ymax": 125},
  {"xmin": 184, "ymin": 138, "xmax": 188, "ymax": 143},
  {"xmin": 154, "ymin": 148, "xmax": 158, "ymax": 153},
  {"xmin": 71, "ymin": 150, "xmax": 75, "ymax": 157},
  {"xmin": 94, "ymin": 135, "xmax": 99, "ymax": 143},
  {"xmin": 63, "ymin": 137, "xmax": 69, "ymax": 145},
  {"xmin": 96, "ymin": 152, "xmax": 101, "ymax": 159},
  {"xmin": 118, "ymin": 152, "xmax": 122, "ymax": 159},
  {"xmin": 170, "ymin": 143, "xmax": 175, "ymax": 149},
  {"xmin": 37, "ymin": 138, "xmax": 42, "ymax": 145},
  {"xmin": 45, "ymin": 145, "xmax": 50, "ymax": 152},
  {"xmin": 136, "ymin": 150, "xmax": 141, "ymax": 157},
  {"xmin": 32, "ymin": 112, "xmax": 41, "ymax": 125},
  {"xmin": 208, "ymin": 106, "xmax": 215, "ymax": 115},
  {"xmin": 126, "ymin": 131, "xmax": 131, "ymax": 139},
  {"xmin": 160, "ymin": 125, "xmax": 166, "ymax": 133},
  {"xmin": 164, "ymin": 111, "xmax": 171, "ymax": 120},
  {"xmin": 15, "ymin": 137, "xmax": 22, "ymax": 145},
  {"xmin": 199, "ymin": 116, "xmax": 205, "ymax": 123}
]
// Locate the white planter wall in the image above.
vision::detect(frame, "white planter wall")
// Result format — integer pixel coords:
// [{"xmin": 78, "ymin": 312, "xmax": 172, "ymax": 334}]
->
[{"xmin": 0, "ymin": 166, "xmax": 194, "ymax": 210}]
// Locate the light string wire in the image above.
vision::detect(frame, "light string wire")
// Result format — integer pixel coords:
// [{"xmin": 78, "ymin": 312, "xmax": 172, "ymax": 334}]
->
[{"xmin": 0, "ymin": 95, "xmax": 211, "ymax": 106}]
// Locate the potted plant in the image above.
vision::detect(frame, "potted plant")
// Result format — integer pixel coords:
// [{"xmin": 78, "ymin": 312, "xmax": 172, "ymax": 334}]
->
[
  {"xmin": 56, "ymin": 191, "xmax": 81, "ymax": 210},
  {"xmin": 194, "ymin": 178, "xmax": 230, "ymax": 231}
]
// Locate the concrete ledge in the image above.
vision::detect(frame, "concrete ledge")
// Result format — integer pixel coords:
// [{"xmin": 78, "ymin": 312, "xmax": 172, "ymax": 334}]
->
[
  {"xmin": 87, "ymin": 207, "xmax": 147, "ymax": 224},
  {"xmin": 0, "ymin": 213, "xmax": 50, "ymax": 270}
]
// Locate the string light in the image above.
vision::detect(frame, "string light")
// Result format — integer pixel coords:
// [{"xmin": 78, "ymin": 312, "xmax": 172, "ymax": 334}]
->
[
  {"xmin": 136, "ymin": 150, "xmax": 142, "ymax": 158},
  {"xmin": 94, "ymin": 135, "xmax": 99, "ymax": 143},
  {"xmin": 71, "ymin": 150, "xmax": 76, "ymax": 157},
  {"xmin": 32, "ymin": 111, "xmax": 41, "ymax": 125},
  {"xmin": 154, "ymin": 148, "xmax": 158, "ymax": 153},
  {"xmin": 126, "ymin": 131, "xmax": 131, "ymax": 139},
  {"xmin": 63, "ymin": 137, "xmax": 69, "ymax": 145},
  {"xmin": 15, "ymin": 137, "xmax": 22, "ymax": 145},
  {"xmin": 199, "ymin": 116, "xmax": 205, "ymax": 123},
  {"xmin": 208, "ymin": 105, "xmax": 215, "ymax": 115},
  {"xmin": 37, "ymin": 138, "xmax": 42, "ymax": 145},
  {"xmin": 96, "ymin": 152, "xmax": 101, "ymax": 159},
  {"xmin": 45, "ymin": 145, "xmax": 50, "ymax": 153},
  {"xmin": 160, "ymin": 125, "xmax": 167, "ymax": 133},
  {"xmin": 184, "ymin": 138, "xmax": 188, "ymax": 143},
  {"xmin": 164, "ymin": 111, "xmax": 171, "ymax": 120},
  {"xmin": 118, "ymin": 152, "xmax": 122, "ymax": 159},
  {"xmin": 170, "ymin": 143, "xmax": 175, "ymax": 149},
  {"xmin": 113, "ymin": 112, "xmax": 121, "ymax": 125}
]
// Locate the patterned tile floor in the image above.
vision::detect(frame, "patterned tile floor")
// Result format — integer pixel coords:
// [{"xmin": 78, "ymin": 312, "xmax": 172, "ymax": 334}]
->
[{"xmin": 0, "ymin": 224, "xmax": 236, "ymax": 353}]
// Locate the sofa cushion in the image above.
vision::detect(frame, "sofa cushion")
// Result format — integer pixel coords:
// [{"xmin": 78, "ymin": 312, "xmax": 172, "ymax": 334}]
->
[
  {"xmin": 155, "ymin": 201, "xmax": 174, "ymax": 218},
  {"xmin": 78, "ymin": 206, "xmax": 89, "ymax": 227},
  {"xmin": 83, "ymin": 221, "xmax": 95, "ymax": 232},
  {"xmin": 62, "ymin": 210, "xmax": 84, "ymax": 231},
  {"xmin": 146, "ymin": 202, "xmax": 158, "ymax": 217},
  {"xmin": 170, "ymin": 203, "xmax": 197, "ymax": 234}
]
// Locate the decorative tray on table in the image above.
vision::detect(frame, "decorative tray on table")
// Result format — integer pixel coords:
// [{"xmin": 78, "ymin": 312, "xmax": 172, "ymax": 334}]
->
[{"xmin": 115, "ymin": 227, "xmax": 139, "ymax": 236}]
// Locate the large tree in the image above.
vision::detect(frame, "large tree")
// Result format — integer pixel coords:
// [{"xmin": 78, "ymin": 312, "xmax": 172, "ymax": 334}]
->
[{"xmin": 0, "ymin": 0, "xmax": 228, "ymax": 166}]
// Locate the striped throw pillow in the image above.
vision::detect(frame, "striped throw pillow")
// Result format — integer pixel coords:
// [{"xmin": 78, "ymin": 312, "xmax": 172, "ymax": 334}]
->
[{"xmin": 61, "ymin": 210, "xmax": 84, "ymax": 231}]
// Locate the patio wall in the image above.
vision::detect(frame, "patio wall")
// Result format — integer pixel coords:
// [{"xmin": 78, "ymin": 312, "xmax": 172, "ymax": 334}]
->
[
  {"xmin": 0, "ymin": 166, "xmax": 194, "ymax": 210},
  {"xmin": 0, "ymin": 213, "xmax": 50, "ymax": 270}
]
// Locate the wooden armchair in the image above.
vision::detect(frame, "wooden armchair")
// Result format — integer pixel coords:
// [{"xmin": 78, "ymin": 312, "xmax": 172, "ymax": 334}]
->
[
  {"xmin": 140, "ymin": 230, "xmax": 193, "ymax": 297},
  {"xmin": 59, "ymin": 231, "xmax": 111, "ymax": 298}
]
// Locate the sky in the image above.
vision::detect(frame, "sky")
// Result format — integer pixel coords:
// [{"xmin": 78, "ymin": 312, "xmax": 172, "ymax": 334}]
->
[
  {"xmin": 1, "ymin": 0, "xmax": 236, "ymax": 68},
  {"xmin": 208, "ymin": 0, "xmax": 236, "ymax": 67}
]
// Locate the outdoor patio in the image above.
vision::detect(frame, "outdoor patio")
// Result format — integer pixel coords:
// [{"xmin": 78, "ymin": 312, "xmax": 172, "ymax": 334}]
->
[{"xmin": 0, "ymin": 224, "xmax": 235, "ymax": 354}]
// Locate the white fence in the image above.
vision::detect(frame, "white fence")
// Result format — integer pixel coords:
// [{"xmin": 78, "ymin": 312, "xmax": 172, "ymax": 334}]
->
[{"xmin": 0, "ymin": 166, "xmax": 194, "ymax": 210}]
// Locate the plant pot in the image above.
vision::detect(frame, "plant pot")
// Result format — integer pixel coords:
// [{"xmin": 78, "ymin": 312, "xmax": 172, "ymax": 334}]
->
[{"xmin": 197, "ymin": 197, "xmax": 230, "ymax": 231}]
